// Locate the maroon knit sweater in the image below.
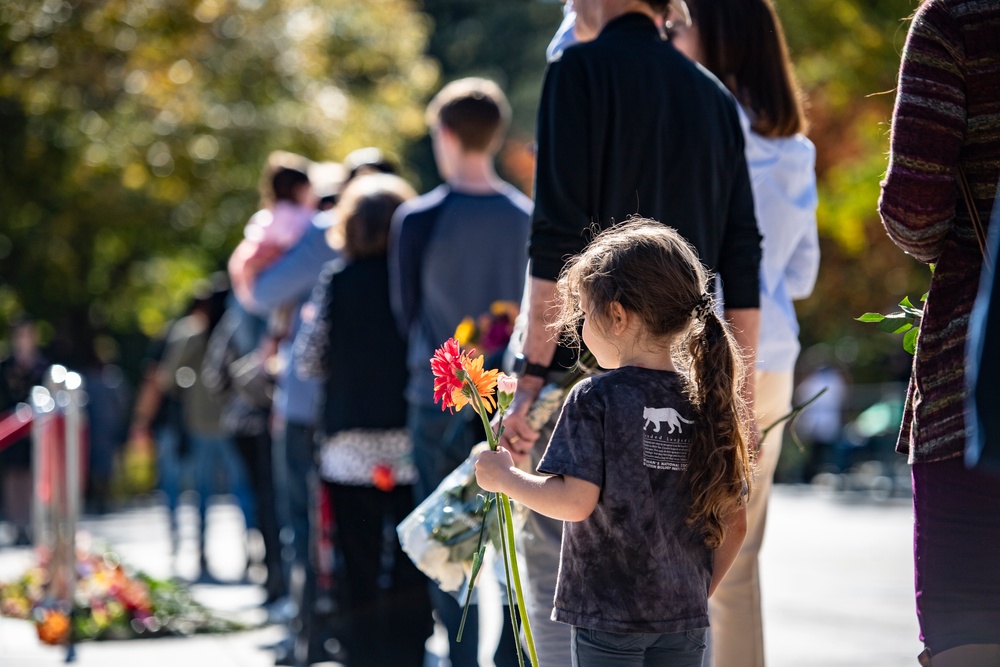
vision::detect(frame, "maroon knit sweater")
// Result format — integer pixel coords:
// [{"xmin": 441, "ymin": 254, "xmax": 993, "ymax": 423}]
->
[{"xmin": 879, "ymin": 0, "xmax": 1000, "ymax": 463}]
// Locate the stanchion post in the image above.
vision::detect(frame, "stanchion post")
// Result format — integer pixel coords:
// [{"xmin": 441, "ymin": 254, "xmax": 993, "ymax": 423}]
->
[
  {"xmin": 30, "ymin": 384, "xmax": 55, "ymax": 552},
  {"xmin": 30, "ymin": 365, "xmax": 86, "ymax": 662},
  {"xmin": 61, "ymin": 371, "xmax": 84, "ymax": 663}
]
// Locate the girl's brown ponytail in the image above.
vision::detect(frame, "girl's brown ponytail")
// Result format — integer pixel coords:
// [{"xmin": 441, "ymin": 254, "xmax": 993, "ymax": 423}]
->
[{"xmin": 683, "ymin": 305, "xmax": 753, "ymax": 548}]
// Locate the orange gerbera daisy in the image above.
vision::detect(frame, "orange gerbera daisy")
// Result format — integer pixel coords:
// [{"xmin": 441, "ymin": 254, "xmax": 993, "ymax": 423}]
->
[{"xmin": 453, "ymin": 352, "xmax": 499, "ymax": 414}]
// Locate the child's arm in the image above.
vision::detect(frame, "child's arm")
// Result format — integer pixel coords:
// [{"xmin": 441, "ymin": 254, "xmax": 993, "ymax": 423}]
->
[
  {"xmin": 708, "ymin": 503, "xmax": 748, "ymax": 597},
  {"xmin": 476, "ymin": 447, "xmax": 599, "ymax": 522}
]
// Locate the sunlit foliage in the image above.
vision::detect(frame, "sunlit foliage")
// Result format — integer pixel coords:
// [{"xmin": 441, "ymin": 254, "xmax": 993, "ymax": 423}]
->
[{"xmin": 0, "ymin": 0, "xmax": 437, "ymax": 350}]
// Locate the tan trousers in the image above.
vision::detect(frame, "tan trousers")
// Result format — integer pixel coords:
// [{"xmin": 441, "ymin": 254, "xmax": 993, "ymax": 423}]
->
[{"xmin": 708, "ymin": 370, "xmax": 794, "ymax": 667}]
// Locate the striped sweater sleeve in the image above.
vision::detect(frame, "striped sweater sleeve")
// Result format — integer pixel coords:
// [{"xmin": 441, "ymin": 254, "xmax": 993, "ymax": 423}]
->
[{"xmin": 878, "ymin": 0, "xmax": 966, "ymax": 264}]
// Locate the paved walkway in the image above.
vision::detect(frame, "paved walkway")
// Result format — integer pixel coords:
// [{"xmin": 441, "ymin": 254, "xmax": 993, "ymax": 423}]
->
[{"xmin": 0, "ymin": 485, "xmax": 921, "ymax": 666}]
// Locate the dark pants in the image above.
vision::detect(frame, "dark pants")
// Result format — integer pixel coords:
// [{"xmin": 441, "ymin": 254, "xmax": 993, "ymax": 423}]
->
[
  {"xmin": 273, "ymin": 420, "xmax": 323, "ymax": 665},
  {"xmin": 234, "ymin": 431, "xmax": 285, "ymax": 601},
  {"xmin": 326, "ymin": 482, "xmax": 433, "ymax": 667},
  {"xmin": 275, "ymin": 421, "xmax": 316, "ymax": 572},
  {"xmin": 913, "ymin": 457, "xmax": 1000, "ymax": 654},
  {"xmin": 571, "ymin": 626, "xmax": 707, "ymax": 667}
]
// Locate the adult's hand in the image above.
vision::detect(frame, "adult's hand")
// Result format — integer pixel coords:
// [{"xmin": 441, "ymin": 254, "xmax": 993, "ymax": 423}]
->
[{"xmin": 496, "ymin": 374, "xmax": 544, "ymax": 467}]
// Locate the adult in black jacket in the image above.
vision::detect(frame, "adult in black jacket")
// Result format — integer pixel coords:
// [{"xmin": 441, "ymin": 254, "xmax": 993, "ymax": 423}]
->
[{"xmin": 499, "ymin": 2, "xmax": 762, "ymax": 664}]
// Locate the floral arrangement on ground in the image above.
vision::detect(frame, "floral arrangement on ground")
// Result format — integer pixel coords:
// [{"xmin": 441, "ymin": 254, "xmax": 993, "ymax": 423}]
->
[{"xmin": 0, "ymin": 548, "xmax": 246, "ymax": 644}]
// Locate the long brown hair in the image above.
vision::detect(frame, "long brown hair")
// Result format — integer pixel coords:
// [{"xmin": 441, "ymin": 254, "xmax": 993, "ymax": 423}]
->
[
  {"xmin": 683, "ymin": 0, "xmax": 807, "ymax": 138},
  {"xmin": 553, "ymin": 219, "xmax": 752, "ymax": 548}
]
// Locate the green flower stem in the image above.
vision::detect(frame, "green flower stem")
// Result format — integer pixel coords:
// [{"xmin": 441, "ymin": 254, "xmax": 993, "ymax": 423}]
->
[
  {"xmin": 496, "ymin": 491, "xmax": 526, "ymax": 667},
  {"xmin": 467, "ymin": 382, "xmax": 498, "ymax": 449},
  {"xmin": 457, "ymin": 492, "xmax": 493, "ymax": 643},
  {"xmin": 464, "ymin": 377, "xmax": 507, "ymax": 453},
  {"xmin": 458, "ymin": 375, "xmax": 537, "ymax": 664},
  {"xmin": 500, "ymin": 492, "xmax": 537, "ymax": 666}
]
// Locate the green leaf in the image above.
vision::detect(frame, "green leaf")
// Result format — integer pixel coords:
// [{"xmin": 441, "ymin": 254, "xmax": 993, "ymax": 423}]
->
[
  {"xmin": 856, "ymin": 312, "xmax": 887, "ymax": 322},
  {"xmin": 903, "ymin": 327, "xmax": 919, "ymax": 354},
  {"xmin": 877, "ymin": 315, "xmax": 913, "ymax": 334},
  {"xmin": 920, "ymin": 292, "xmax": 929, "ymax": 303},
  {"xmin": 900, "ymin": 295, "xmax": 915, "ymax": 309}
]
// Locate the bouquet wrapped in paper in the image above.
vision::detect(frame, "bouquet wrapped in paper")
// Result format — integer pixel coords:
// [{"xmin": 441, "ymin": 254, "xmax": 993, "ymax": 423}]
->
[{"xmin": 397, "ymin": 442, "xmax": 498, "ymax": 594}]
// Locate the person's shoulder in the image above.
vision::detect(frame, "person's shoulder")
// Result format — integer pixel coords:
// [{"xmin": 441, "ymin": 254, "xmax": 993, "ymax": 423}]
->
[
  {"xmin": 167, "ymin": 314, "xmax": 205, "ymax": 342},
  {"xmin": 289, "ymin": 212, "xmax": 338, "ymax": 258},
  {"xmin": 565, "ymin": 373, "xmax": 604, "ymax": 402},
  {"xmin": 487, "ymin": 183, "xmax": 532, "ymax": 219},
  {"xmin": 602, "ymin": 366, "xmax": 690, "ymax": 396},
  {"xmin": 395, "ymin": 185, "xmax": 450, "ymax": 222},
  {"xmin": 319, "ymin": 257, "xmax": 379, "ymax": 297},
  {"xmin": 546, "ymin": 38, "xmax": 600, "ymax": 78},
  {"xmin": 557, "ymin": 38, "xmax": 592, "ymax": 62},
  {"xmin": 909, "ymin": 0, "xmax": 970, "ymax": 50},
  {"xmin": 570, "ymin": 369, "xmax": 639, "ymax": 401},
  {"xmin": 745, "ymin": 122, "xmax": 816, "ymax": 171},
  {"xmin": 501, "ymin": 184, "xmax": 533, "ymax": 214},
  {"xmin": 685, "ymin": 60, "xmax": 739, "ymax": 107},
  {"xmin": 319, "ymin": 256, "xmax": 349, "ymax": 280}
]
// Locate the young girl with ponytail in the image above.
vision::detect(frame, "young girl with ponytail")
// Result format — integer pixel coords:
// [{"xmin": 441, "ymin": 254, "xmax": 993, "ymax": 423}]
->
[{"xmin": 476, "ymin": 219, "xmax": 752, "ymax": 667}]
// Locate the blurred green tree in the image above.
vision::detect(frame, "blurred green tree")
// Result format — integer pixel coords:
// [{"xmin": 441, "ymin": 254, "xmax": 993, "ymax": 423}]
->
[{"xmin": 0, "ymin": 0, "xmax": 438, "ymax": 358}]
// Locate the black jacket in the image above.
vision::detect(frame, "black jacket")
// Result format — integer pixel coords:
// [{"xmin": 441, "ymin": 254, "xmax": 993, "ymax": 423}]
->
[
  {"xmin": 296, "ymin": 257, "xmax": 409, "ymax": 437},
  {"xmin": 530, "ymin": 13, "xmax": 761, "ymax": 309}
]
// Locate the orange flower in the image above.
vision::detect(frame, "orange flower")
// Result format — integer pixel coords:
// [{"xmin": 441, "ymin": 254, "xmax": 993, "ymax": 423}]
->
[
  {"xmin": 455, "ymin": 352, "xmax": 499, "ymax": 414},
  {"xmin": 36, "ymin": 609, "xmax": 70, "ymax": 645}
]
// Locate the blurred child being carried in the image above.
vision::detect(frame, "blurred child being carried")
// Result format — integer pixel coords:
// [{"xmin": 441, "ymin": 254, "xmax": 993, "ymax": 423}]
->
[{"xmin": 230, "ymin": 152, "xmax": 318, "ymax": 309}]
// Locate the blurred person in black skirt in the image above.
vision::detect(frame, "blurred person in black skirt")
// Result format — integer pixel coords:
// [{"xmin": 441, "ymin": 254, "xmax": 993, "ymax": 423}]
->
[{"xmin": 295, "ymin": 173, "xmax": 432, "ymax": 667}]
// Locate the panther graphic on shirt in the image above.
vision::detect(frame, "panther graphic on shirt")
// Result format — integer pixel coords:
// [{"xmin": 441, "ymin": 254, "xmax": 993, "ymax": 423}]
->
[{"xmin": 643, "ymin": 406, "xmax": 694, "ymax": 434}]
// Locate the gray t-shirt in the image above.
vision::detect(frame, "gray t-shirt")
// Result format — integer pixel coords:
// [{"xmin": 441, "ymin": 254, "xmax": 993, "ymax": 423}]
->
[
  {"xmin": 389, "ymin": 184, "xmax": 532, "ymax": 407},
  {"xmin": 538, "ymin": 366, "xmax": 712, "ymax": 634}
]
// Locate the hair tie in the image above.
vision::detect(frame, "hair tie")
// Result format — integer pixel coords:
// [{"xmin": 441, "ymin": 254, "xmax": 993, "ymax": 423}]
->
[{"xmin": 691, "ymin": 293, "xmax": 712, "ymax": 321}]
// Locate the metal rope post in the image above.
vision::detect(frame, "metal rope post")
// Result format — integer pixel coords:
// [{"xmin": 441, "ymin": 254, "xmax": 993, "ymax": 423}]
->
[{"xmin": 30, "ymin": 365, "xmax": 86, "ymax": 663}]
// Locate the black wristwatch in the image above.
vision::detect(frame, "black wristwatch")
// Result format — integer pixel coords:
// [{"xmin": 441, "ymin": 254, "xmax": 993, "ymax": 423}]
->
[{"xmin": 512, "ymin": 353, "xmax": 549, "ymax": 379}]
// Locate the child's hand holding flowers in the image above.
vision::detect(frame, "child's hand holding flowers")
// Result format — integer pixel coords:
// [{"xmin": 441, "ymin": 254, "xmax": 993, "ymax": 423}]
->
[{"xmin": 474, "ymin": 447, "xmax": 516, "ymax": 494}]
